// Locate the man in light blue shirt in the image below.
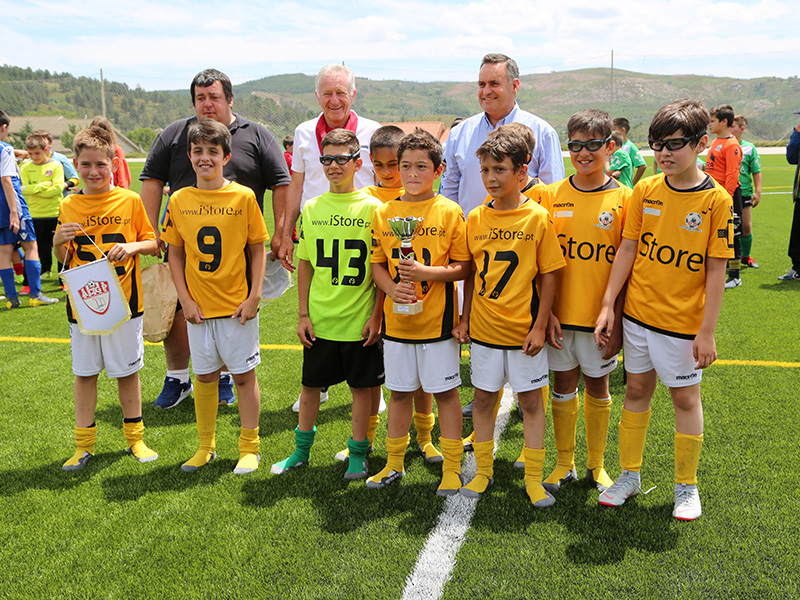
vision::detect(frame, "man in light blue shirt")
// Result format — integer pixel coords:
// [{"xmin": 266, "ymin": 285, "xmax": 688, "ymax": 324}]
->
[{"xmin": 441, "ymin": 53, "xmax": 564, "ymax": 216}]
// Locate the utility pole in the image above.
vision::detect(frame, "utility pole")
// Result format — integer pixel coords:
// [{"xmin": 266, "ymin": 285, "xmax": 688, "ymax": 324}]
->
[
  {"xmin": 610, "ymin": 50, "xmax": 614, "ymax": 119},
  {"xmin": 100, "ymin": 68, "xmax": 106, "ymax": 118}
]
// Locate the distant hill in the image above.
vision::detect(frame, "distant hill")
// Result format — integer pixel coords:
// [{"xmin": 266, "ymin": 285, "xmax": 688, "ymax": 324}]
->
[{"xmin": 3, "ymin": 64, "xmax": 799, "ymax": 146}]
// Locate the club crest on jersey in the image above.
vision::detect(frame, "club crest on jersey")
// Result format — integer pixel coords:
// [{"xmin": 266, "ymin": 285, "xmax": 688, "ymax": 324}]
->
[
  {"xmin": 682, "ymin": 212, "xmax": 703, "ymax": 232},
  {"xmin": 45, "ymin": 168, "xmax": 53, "ymax": 177},
  {"xmin": 595, "ymin": 211, "xmax": 614, "ymax": 230},
  {"xmin": 78, "ymin": 280, "xmax": 111, "ymax": 315}
]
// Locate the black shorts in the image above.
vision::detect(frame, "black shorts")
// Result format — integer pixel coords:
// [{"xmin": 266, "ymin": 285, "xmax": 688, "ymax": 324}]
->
[
  {"xmin": 732, "ymin": 187, "xmax": 743, "ymax": 238},
  {"xmin": 302, "ymin": 337, "xmax": 385, "ymax": 389},
  {"xmin": 742, "ymin": 195, "xmax": 753, "ymax": 208}
]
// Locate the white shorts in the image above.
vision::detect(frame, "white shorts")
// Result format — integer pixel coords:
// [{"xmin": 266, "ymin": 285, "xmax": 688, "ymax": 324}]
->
[
  {"xmin": 187, "ymin": 316, "xmax": 261, "ymax": 376},
  {"xmin": 547, "ymin": 329, "xmax": 619, "ymax": 378},
  {"xmin": 70, "ymin": 316, "xmax": 144, "ymax": 378},
  {"xmin": 384, "ymin": 338, "xmax": 461, "ymax": 394},
  {"xmin": 470, "ymin": 343, "xmax": 549, "ymax": 393},
  {"xmin": 623, "ymin": 318, "xmax": 702, "ymax": 388}
]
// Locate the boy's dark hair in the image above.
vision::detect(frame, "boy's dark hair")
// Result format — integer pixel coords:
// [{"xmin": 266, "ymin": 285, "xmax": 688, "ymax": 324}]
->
[
  {"xmin": 567, "ymin": 109, "xmax": 612, "ymax": 140},
  {"xmin": 481, "ymin": 53, "xmax": 519, "ymax": 82},
  {"xmin": 25, "ymin": 133, "xmax": 48, "ymax": 151},
  {"xmin": 33, "ymin": 129, "xmax": 53, "ymax": 144},
  {"xmin": 476, "ymin": 129, "xmax": 529, "ymax": 171},
  {"xmin": 90, "ymin": 116, "xmax": 118, "ymax": 146},
  {"xmin": 282, "ymin": 135, "xmax": 293, "ymax": 150},
  {"xmin": 610, "ymin": 131, "xmax": 625, "ymax": 149},
  {"xmin": 190, "ymin": 69, "xmax": 233, "ymax": 104},
  {"xmin": 187, "ymin": 118, "xmax": 232, "ymax": 157},
  {"xmin": 710, "ymin": 104, "xmax": 735, "ymax": 127},
  {"xmin": 320, "ymin": 128, "xmax": 360, "ymax": 155},
  {"xmin": 73, "ymin": 126, "xmax": 115, "ymax": 160},
  {"xmin": 398, "ymin": 128, "xmax": 443, "ymax": 170},
  {"xmin": 649, "ymin": 99, "xmax": 709, "ymax": 143},
  {"xmin": 733, "ymin": 115, "xmax": 748, "ymax": 127},
  {"xmin": 370, "ymin": 125, "xmax": 405, "ymax": 154},
  {"xmin": 612, "ymin": 117, "xmax": 630, "ymax": 133},
  {"xmin": 491, "ymin": 122, "xmax": 535, "ymax": 158},
  {"xmin": 0, "ymin": 110, "xmax": 10, "ymax": 128}
]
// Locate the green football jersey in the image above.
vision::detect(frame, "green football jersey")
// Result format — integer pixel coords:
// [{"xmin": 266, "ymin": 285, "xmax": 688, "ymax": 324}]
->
[
  {"xmin": 610, "ymin": 149, "xmax": 634, "ymax": 188},
  {"xmin": 623, "ymin": 139, "xmax": 647, "ymax": 168},
  {"xmin": 297, "ymin": 190, "xmax": 381, "ymax": 341},
  {"xmin": 738, "ymin": 140, "xmax": 761, "ymax": 198}
]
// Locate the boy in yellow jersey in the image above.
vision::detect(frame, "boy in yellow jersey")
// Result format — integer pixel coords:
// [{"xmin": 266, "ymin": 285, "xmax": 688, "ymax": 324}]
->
[
  {"xmin": 161, "ymin": 118, "xmax": 267, "ymax": 475},
  {"xmin": 53, "ymin": 126, "xmax": 158, "ymax": 470},
  {"xmin": 541, "ymin": 109, "xmax": 631, "ymax": 495},
  {"xmin": 272, "ymin": 128, "xmax": 384, "ymax": 480},
  {"xmin": 595, "ymin": 100, "xmax": 733, "ymax": 520},
  {"xmin": 348, "ymin": 125, "xmax": 443, "ymax": 465},
  {"xmin": 367, "ymin": 129, "xmax": 471, "ymax": 495},
  {"xmin": 454, "ymin": 130, "xmax": 565, "ymax": 507}
]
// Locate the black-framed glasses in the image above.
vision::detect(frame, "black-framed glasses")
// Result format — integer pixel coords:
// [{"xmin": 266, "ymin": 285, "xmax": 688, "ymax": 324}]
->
[
  {"xmin": 319, "ymin": 152, "xmax": 359, "ymax": 166},
  {"xmin": 566, "ymin": 136, "xmax": 611, "ymax": 153},
  {"xmin": 648, "ymin": 135, "xmax": 701, "ymax": 152}
]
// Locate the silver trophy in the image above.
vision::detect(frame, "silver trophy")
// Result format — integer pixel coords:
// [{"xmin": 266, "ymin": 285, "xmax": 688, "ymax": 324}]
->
[{"xmin": 388, "ymin": 216, "xmax": 424, "ymax": 315}]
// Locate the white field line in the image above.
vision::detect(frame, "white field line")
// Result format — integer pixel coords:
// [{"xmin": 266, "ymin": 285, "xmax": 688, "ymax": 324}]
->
[{"xmin": 400, "ymin": 386, "xmax": 515, "ymax": 600}]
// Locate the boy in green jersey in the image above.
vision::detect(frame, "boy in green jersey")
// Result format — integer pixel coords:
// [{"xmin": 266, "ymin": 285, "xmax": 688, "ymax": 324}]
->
[
  {"xmin": 730, "ymin": 115, "xmax": 762, "ymax": 268},
  {"xmin": 612, "ymin": 118, "xmax": 648, "ymax": 185},
  {"xmin": 272, "ymin": 129, "xmax": 384, "ymax": 481},
  {"xmin": 609, "ymin": 131, "xmax": 634, "ymax": 188}
]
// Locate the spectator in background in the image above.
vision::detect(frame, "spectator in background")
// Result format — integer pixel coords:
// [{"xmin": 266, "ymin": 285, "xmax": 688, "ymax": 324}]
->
[
  {"xmin": 34, "ymin": 130, "xmax": 79, "ymax": 196},
  {"xmin": 91, "ymin": 116, "xmax": 131, "ymax": 189},
  {"xmin": 780, "ymin": 114, "xmax": 800, "ymax": 281}
]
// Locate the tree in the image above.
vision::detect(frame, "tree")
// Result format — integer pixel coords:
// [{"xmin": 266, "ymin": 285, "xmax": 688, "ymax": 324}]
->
[
  {"xmin": 126, "ymin": 126, "xmax": 157, "ymax": 151},
  {"xmin": 60, "ymin": 124, "xmax": 79, "ymax": 154}
]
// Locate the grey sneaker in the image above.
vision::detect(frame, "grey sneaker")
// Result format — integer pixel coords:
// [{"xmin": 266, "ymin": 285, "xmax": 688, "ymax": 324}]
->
[
  {"xmin": 462, "ymin": 400, "xmax": 474, "ymax": 418},
  {"xmin": 598, "ymin": 470, "xmax": 641, "ymax": 506},
  {"xmin": 724, "ymin": 277, "xmax": 742, "ymax": 289},
  {"xmin": 673, "ymin": 483, "xmax": 702, "ymax": 520},
  {"xmin": 29, "ymin": 292, "xmax": 58, "ymax": 306},
  {"xmin": 778, "ymin": 268, "xmax": 800, "ymax": 281}
]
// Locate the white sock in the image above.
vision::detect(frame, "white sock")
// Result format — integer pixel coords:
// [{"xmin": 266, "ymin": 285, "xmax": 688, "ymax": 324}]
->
[{"xmin": 167, "ymin": 369, "xmax": 190, "ymax": 384}]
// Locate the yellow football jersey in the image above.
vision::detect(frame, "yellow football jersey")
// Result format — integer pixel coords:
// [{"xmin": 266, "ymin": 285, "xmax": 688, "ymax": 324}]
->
[
  {"xmin": 541, "ymin": 176, "xmax": 631, "ymax": 331},
  {"xmin": 371, "ymin": 194, "xmax": 470, "ymax": 343},
  {"xmin": 482, "ymin": 178, "xmax": 544, "ymax": 206},
  {"xmin": 161, "ymin": 182, "xmax": 269, "ymax": 319},
  {"xmin": 57, "ymin": 187, "xmax": 155, "ymax": 322},
  {"xmin": 623, "ymin": 174, "xmax": 733, "ymax": 338},
  {"xmin": 362, "ymin": 185, "xmax": 403, "ymax": 204},
  {"xmin": 466, "ymin": 199, "xmax": 565, "ymax": 348}
]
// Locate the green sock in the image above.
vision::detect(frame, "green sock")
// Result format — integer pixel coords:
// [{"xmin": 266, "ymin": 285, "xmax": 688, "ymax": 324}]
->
[
  {"xmin": 741, "ymin": 234, "xmax": 753, "ymax": 259},
  {"xmin": 275, "ymin": 426, "xmax": 316, "ymax": 469},
  {"xmin": 346, "ymin": 437, "xmax": 371, "ymax": 475}
]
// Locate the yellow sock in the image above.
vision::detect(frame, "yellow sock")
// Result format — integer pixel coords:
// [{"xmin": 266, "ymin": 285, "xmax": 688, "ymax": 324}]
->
[
  {"xmin": 584, "ymin": 393, "xmax": 612, "ymax": 488},
  {"xmin": 63, "ymin": 425, "xmax": 97, "ymax": 470},
  {"xmin": 619, "ymin": 408, "xmax": 651, "ymax": 472},
  {"xmin": 524, "ymin": 447, "xmax": 554, "ymax": 507},
  {"xmin": 123, "ymin": 420, "xmax": 158, "ymax": 463},
  {"xmin": 514, "ymin": 446, "xmax": 525, "ymax": 467},
  {"xmin": 414, "ymin": 412, "xmax": 442, "ymax": 461},
  {"xmin": 675, "ymin": 431, "xmax": 703, "ymax": 485},
  {"xmin": 541, "ymin": 384, "xmax": 549, "ymax": 414},
  {"xmin": 544, "ymin": 390, "xmax": 578, "ymax": 485},
  {"xmin": 462, "ymin": 439, "xmax": 494, "ymax": 496},
  {"xmin": 438, "ymin": 437, "xmax": 463, "ymax": 495},
  {"xmin": 234, "ymin": 427, "xmax": 260, "ymax": 474},
  {"xmin": 182, "ymin": 379, "xmax": 219, "ymax": 470},
  {"xmin": 367, "ymin": 434, "xmax": 409, "ymax": 485}
]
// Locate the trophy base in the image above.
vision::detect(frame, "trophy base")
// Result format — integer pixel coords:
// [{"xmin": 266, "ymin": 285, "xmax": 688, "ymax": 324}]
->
[{"xmin": 393, "ymin": 300, "xmax": 423, "ymax": 315}]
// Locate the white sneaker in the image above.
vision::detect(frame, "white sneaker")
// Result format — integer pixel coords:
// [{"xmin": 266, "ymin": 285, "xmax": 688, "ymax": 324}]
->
[
  {"xmin": 673, "ymin": 483, "xmax": 702, "ymax": 520},
  {"xmin": 598, "ymin": 470, "xmax": 641, "ymax": 507},
  {"xmin": 291, "ymin": 387, "xmax": 329, "ymax": 412},
  {"xmin": 724, "ymin": 277, "xmax": 742, "ymax": 289},
  {"xmin": 778, "ymin": 268, "xmax": 800, "ymax": 281}
]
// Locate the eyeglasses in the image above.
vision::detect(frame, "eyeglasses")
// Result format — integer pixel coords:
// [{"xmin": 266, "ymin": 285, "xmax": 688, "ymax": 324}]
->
[
  {"xmin": 566, "ymin": 137, "xmax": 611, "ymax": 153},
  {"xmin": 648, "ymin": 135, "xmax": 700, "ymax": 152},
  {"xmin": 319, "ymin": 152, "xmax": 359, "ymax": 166}
]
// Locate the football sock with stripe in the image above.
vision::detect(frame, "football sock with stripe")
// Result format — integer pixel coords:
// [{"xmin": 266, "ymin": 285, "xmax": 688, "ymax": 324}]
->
[
  {"xmin": 544, "ymin": 390, "xmax": 578, "ymax": 486},
  {"xmin": 619, "ymin": 408, "xmax": 651, "ymax": 473},
  {"xmin": 123, "ymin": 418, "xmax": 158, "ymax": 462},
  {"xmin": 182, "ymin": 379, "xmax": 218, "ymax": 470},
  {"xmin": 674, "ymin": 431, "xmax": 703, "ymax": 485}
]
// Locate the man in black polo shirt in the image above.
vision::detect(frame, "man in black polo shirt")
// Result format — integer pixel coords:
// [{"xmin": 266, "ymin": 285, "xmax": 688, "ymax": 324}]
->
[{"xmin": 141, "ymin": 68, "xmax": 290, "ymax": 409}]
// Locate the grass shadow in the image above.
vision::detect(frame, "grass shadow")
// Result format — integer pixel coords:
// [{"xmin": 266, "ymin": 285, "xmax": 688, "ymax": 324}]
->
[{"xmin": 0, "ymin": 451, "xmax": 123, "ymax": 496}]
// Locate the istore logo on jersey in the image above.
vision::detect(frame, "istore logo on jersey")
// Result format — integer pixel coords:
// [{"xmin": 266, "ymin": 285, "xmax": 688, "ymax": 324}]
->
[
  {"xmin": 78, "ymin": 280, "xmax": 111, "ymax": 315},
  {"xmin": 682, "ymin": 212, "xmax": 703, "ymax": 233}
]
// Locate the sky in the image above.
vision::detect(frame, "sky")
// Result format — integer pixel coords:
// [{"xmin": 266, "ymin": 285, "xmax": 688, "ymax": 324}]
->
[{"xmin": 2, "ymin": 0, "xmax": 799, "ymax": 91}]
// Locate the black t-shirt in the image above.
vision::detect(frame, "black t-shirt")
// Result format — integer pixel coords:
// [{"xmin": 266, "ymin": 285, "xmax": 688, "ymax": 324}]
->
[{"xmin": 140, "ymin": 114, "xmax": 290, "ymax": 211}]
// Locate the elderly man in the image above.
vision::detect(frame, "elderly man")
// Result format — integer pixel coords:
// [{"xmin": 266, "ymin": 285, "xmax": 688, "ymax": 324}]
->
[
  {"xmin": 140, "ymin": 68, "xmax": 290, "ymax": 408},
  {"xmin": 441, "ymin": 53, "xmax": 565, "ymax": 216},
  {"xmin": 280, "ymin": 64, "xmax": 380, "ymax": 270}
]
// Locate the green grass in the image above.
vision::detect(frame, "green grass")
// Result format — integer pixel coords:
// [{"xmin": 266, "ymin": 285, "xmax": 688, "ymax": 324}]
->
[{"xmin": 1, "ymin": 155, "xmax": 798, "ymax": 599}]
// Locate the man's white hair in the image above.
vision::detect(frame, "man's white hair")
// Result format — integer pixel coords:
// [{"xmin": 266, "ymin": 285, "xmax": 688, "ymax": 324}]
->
[{"xmin": 315, "ymin": 64, "xmax": 356, "ymax": 94}]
